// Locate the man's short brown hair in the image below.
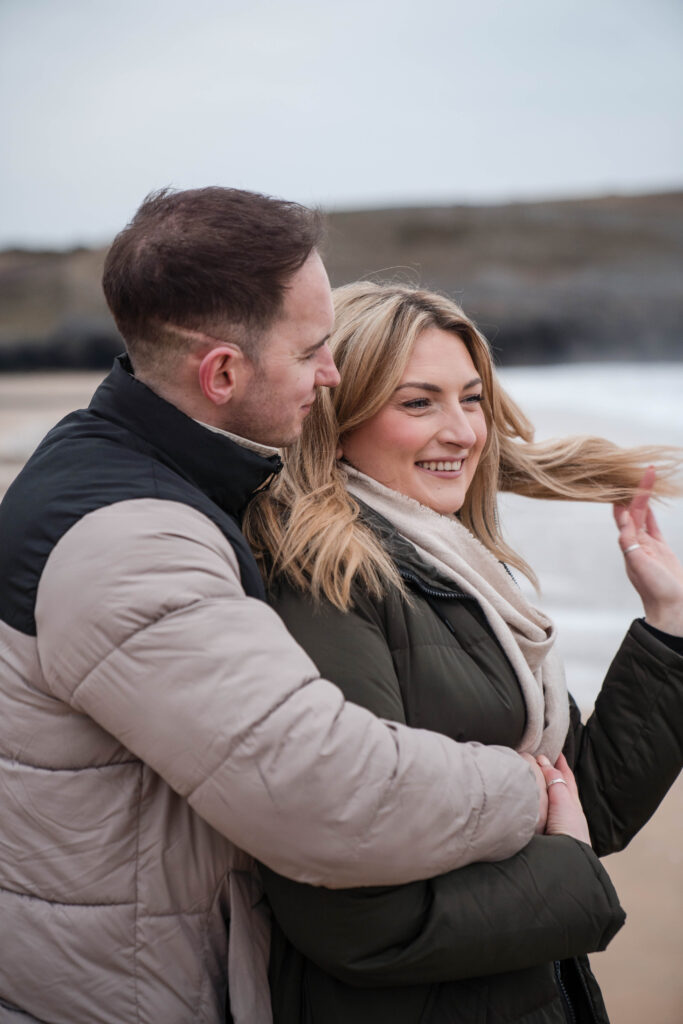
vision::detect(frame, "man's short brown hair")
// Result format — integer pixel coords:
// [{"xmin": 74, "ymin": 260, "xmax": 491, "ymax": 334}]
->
[{"xmin": 102, "ymin": 187, "xmax": 324, "ymax": 372}]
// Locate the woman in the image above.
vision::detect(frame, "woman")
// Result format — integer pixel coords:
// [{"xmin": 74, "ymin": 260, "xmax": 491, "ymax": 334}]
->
[{"xmin": 244, "ymin": 282, "xmax": 683, "ymax": 1023}]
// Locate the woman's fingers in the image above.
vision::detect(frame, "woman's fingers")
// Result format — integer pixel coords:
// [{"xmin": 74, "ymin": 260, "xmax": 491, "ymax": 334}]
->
[
  {"xmin": 645, "ymin": 504, "xmax": 664, "ymax": 542},
  {"xmin": 614, "ymin": 467, "xmax": 658, "ymax": 545},
  {"xmin": 614, "ymin": 504, "xmax": 656, "ymax": 565},
  {"xmin": 613, "ymin": 471, "xmax": 683, "ymax": 632},
  {"xmin": 553, "ymin": 753, "xmax": 580, "ymax": 798},
  {"xmin": 614, "ymin": 506, "xmax": 643, "ymax": 556},
  {"xmin": 536, "ymin": 754, "xmax": 591, "ymax": 846},
  {"xmin": 538, "ymin": 753, "xmax": 579, "ymax": 798},
  {"xmin": 537, "ymin": 754, "xmax": 571, "ymax": 792},
  {"xmin": 638, "ymin": 465, "xmax": 656, "ymax": 490},
  {"xmin": 628, "ymin": 466, "xmax": 656, "ymax": 532},
  {"xmin": 629, "ymin": 497, "xmax": 649, "ymax": 533}
]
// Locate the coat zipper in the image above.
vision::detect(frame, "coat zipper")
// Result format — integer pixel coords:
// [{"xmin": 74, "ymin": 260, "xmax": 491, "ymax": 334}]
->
[
  {"xmin": 398, "ymin": 569, "xmax": 469, "ymax": 600},
  {"xmin": 554, "ymin": 961, "xmax": 576, "ymax": 1024},
  {"xmin": 574, "ymin": 958, "xmax": 601, "ymax": 1024},
  {"xmin": 399, "ymin": 570, "xmax": 477, "ymax": 643}
]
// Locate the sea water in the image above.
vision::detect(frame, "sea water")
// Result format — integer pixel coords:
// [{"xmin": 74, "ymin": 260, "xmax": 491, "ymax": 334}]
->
[{"xmin": 497, "ymin": 362, "xmax": 683, "ymax": 709}]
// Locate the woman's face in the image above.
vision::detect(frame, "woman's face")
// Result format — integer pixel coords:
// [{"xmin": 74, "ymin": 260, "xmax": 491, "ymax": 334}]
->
[{"xmin": 340, "ymin": 327, "xmax": 488, "ymax": 515}]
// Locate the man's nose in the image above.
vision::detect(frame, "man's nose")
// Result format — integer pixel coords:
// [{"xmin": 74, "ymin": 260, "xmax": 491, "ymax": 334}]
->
[{"xmin": 316, "ymin": 347, "xmax": 341, "ymax": 388}]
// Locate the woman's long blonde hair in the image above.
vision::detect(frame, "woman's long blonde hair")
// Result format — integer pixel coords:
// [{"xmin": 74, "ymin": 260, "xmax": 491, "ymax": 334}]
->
[{"xmin": 245, "ymin": 281, "xmax": 682, "ymax": 610}]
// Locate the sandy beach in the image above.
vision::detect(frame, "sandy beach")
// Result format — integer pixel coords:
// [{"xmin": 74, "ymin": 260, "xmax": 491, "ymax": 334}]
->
[
  {"xmin": 594, "ymin": 779, "xmax": 682, "ymax": 1023},
  {"xmin": 1, "ymin": 369, "xmax": 681, "ymax": 1023}
]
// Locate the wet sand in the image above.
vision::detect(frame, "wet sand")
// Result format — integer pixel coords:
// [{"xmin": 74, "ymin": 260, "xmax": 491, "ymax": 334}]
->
[
  {"xmin": 593, "ymin": 777, "xmax": 682, "ymax": 1023},
  {"xmin": 0, "ymin": 372, "xmax": 105, "ymax": 496},
  {"xmin": 1, "ymin": 370, "xmax": 681, "ymax": 1023}
]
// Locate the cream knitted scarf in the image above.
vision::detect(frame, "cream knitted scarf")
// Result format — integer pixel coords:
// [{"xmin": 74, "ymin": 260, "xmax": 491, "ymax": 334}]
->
[{"xmin": 345, "ymin": 466, "xmax": 569, "ymax": 761}]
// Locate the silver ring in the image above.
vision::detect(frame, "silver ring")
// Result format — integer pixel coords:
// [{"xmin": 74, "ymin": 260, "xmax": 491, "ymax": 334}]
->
[
  {"xmin": 546, "ymin": 778, "xmax": 568, "ymax": 789},
  {"xmin": 623, "ymin": 543, "xmax": 641, "ymax": 555}
]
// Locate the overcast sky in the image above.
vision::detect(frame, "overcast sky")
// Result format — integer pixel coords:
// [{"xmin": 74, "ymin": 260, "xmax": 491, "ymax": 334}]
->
[{"xmin": 1, "ymin": 0, "xmax": 681, "ymax": 248}]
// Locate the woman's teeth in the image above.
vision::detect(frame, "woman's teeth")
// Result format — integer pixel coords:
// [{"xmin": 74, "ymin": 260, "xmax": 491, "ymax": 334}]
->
[{"xmin": 416, "ymin": 460, "xmax": 463, "ymax": 472}]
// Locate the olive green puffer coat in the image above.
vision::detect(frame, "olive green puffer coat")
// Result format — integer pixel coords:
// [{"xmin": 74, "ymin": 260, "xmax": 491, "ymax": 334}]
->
[{"xmin": 262, "ymin": 507, "xmax": 683, "ymax": 1024}]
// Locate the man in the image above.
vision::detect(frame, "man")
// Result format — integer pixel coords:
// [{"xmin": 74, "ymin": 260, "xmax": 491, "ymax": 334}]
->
[{"xmin": 0, "ymin": 188, "xmax": 542, "ymax": 1024}]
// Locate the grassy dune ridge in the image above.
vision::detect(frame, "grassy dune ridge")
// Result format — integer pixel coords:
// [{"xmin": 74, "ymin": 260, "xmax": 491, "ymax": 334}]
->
[{"xmin": 1, "ymin": 191, "xmax": 682, "ymax": 369}]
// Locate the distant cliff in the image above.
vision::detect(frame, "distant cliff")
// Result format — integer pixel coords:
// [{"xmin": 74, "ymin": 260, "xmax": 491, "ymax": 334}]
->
[{"xmin": 1, "ymin": 191, "xmax": 681, "ymax": 369}]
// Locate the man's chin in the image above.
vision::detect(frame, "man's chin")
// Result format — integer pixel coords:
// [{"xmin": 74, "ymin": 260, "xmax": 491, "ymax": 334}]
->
[
  {"xmin": 277, "ymin": 428, "xmax": 303, "ymax": 448},
  {"xmin": 254, "ymin": 422, "xmax": 302, "ymax": 449}
]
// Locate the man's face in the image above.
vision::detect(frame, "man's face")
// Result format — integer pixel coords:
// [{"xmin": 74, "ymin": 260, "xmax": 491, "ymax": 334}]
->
[{"xmin": 223, "ymin": 252, "xmax": 339, "ymax": 446}]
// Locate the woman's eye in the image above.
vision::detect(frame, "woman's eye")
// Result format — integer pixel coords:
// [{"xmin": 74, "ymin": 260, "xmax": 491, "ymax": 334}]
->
[
  {"xmin": 463, "ymin": 393, "xmax": 484, "ymax": 405},
  {"xmin": 402, "ymin": 398, "xmax": 431, "ymax": 409}
]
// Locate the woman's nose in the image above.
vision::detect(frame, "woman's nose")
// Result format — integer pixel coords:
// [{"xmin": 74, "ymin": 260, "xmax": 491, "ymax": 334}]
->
[{"xmin": 436, "ymin": 410, "xmax": 478, "ymax": 450}]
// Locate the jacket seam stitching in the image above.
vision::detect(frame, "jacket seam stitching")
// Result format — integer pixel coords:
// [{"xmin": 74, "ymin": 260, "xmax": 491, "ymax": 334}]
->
[
  {"xmin": 571, "ymin": 839, "xmax": 620, "ymax": 919},
  {"xmin": 0, "ymin": 884, "xmax": 216, "ymax": 915},
  {"xmin": 631, "ymin": 619, "xmax": 683, "ymax": 665},
  {"xmin": 133, "ymin": 761, "xmax": 142, "ymax": 1024},
  {"xmin": 592, "ymin": 641, "xmax": 669, "ymax": 797},
  {"xmin": 150, "ymin": 458, "xmax": 163, "ymax": 501},
  {"xmin": 469, "ymin": 755, "xmax": 488, "ymax": 845},
  {"xmin": 195, "ymin": 885, "xmax": 215, "ymax": 1019},
  {"xmin": 64, "ymin": 595, "xmax": 224, "ymax": 708},
  {"xmin": 0, "ymin": 885, "xmax": 134, "ymax": 908},
  {"xmin": 387, "ymin": 639, "xmax": 466, "ymax": 655},
  {"xmin": 0, "ymin": 996, "xmax": 54, "ymax": 1023},
  {"xmin": 0, "ymin": 752, "xmax": 139, "ymax": 771}
]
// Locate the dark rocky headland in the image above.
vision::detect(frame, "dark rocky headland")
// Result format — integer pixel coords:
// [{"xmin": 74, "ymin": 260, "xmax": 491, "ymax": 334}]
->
[{"xmin": 1, "ymin": 191, "xmax": 681, "ymax": 370}]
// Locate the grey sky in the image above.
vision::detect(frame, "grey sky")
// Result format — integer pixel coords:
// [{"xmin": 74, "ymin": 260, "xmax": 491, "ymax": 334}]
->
[{"xmin": 1, "ymin": 0, "xmax": 681, "ymax": 248}]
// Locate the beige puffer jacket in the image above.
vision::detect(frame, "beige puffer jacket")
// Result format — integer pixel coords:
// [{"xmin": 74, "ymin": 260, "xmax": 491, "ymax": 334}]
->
[{"xmin": 0, "ymin": 360, "xmax": 539, "ymax": 1024}]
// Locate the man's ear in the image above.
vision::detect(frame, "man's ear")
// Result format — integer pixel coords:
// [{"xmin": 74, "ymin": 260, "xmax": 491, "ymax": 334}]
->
[{"xmin": 198, "ymin": 345, "xmax": 249, "ymax": 406}]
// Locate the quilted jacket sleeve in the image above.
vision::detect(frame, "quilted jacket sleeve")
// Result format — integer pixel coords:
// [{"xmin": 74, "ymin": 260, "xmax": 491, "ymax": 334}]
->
[
  {"xmin": 563, "ymin": 619, "xmax": 683, "ymax": 856},
  {"xmin": 261, "ymin": 835, "xmax": 624, "ymax": 986},
  {"xmin": 34, "ymin": 498, "xmax": 539, "ymax": 887}
]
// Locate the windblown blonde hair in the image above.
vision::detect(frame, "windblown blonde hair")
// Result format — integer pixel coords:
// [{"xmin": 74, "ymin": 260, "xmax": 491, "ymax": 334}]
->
[{"xmin": 245, "ymin": 281, "xmax": 682, "ymax": 610}]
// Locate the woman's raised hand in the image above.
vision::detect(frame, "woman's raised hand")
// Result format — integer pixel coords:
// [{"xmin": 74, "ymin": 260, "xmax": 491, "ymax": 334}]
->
[
  {"xmin": 537, "ymin": 753, "xmax": 591, "ymax": 846},
  {"xmin": 614, "ymin": 466, "xmax": 683, "ymax": 636}
]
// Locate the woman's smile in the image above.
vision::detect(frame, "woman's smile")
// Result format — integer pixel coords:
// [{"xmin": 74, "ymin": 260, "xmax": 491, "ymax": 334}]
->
[{"xmin": 415, "ymin": 459, "xmax": 465, "ymax": 474}]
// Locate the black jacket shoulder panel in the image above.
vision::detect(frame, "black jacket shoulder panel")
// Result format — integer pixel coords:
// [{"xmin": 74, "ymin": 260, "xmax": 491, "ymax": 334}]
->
[{"xmin": 0, "ymin": 360, "xmax": 279, "ymax": 635}]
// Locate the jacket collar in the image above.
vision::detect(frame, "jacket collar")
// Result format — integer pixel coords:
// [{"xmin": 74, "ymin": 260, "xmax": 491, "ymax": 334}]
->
[
  {"xmin": 357, "ymin": 500, "xmax": 467, "ymax": 597},
  {"xmin": 88, "ymin": 355, "xmax": 282, "ymax": 518}
]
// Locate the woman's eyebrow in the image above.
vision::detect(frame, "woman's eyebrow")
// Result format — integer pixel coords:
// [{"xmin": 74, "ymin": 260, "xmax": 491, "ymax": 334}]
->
[
  {"xmin": 395, "ymin": 377, "xmax": 482, "ymax": 393},
  {"xmin": 395, "ymin": 381, "xmax": 442, "ymax": 393}
]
